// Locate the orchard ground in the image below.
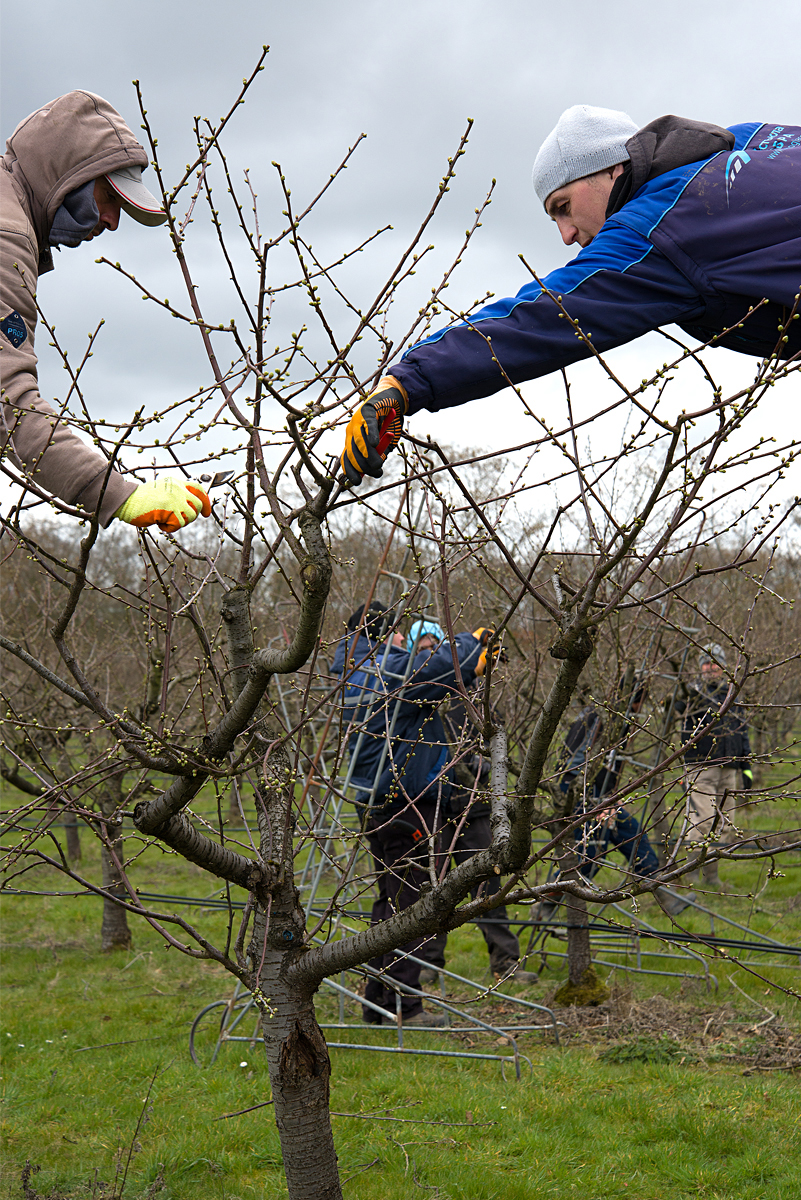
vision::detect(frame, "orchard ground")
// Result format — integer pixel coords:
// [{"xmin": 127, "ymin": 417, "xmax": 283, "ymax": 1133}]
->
[{"xmin": 2, "ymin": 778, "xmax": 799, "ymax": 1200}]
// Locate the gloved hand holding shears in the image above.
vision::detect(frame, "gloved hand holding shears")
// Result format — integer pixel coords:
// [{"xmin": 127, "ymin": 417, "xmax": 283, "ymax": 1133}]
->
[
  {"xmin": 472, "ymin": 626, "xmax": 508, "ymax": 677},
  {"xmin": 340, "ymin": 376, "xmax": 408, "ymax": 486},
  {"xmin": 113, "ymin": 476, "xmax": 211, "ymax": 533}
]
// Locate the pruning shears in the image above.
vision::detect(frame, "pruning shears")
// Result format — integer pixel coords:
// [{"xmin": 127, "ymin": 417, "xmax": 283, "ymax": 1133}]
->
[{"xmin": 199, "ymin": 470, "xmax": 234, "ymax": 490}]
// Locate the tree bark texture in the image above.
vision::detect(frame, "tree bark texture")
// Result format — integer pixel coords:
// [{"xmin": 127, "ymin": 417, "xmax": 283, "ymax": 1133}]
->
[
  {"xmin": 63, "ymin": 809, "xmax": 81, "ymax": 863},
  {"xmin": 565, "ymin": 889, "xmax": 592, "ymax": 986},
  {"xmin": 222, "ymin": 586, "xmax": 260, "ymax": 823},
  {"xmin": 98, "ymin": 776, "xmax": 132, "ymax": 952},
  {"xmin": 143, "ymin": 648, "xmax": 164, "ymax": 719},
  {"xmin": 250, "ymin": 893, "xmax": 342, "ymax": 1200},
  {"xmin": 222, "ymin": 586, "xmax": 255, "ymax": 700}
]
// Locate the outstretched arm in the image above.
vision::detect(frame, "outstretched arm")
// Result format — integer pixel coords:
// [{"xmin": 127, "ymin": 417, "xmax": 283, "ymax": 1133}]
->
[{"xmin": 392, "ymin": 225, "xmax": 704, "ymax": 415}]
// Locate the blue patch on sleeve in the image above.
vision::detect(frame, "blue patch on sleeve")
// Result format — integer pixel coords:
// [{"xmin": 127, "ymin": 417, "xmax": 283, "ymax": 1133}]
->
[{"xmin": 1, "ymin": 311, "xmax": 27, "ymax": 348}]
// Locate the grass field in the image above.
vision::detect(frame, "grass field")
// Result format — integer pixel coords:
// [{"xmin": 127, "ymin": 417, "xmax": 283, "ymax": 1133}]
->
[{"xmin": 2, "ymin": 788, "xmax": 800, "ymax": 1200}]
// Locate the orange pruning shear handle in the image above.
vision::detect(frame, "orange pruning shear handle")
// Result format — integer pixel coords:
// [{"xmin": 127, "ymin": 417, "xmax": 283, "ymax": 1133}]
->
[{"xmin": 376, "ymin": 412, "xmax": 396, "ymax": 457}]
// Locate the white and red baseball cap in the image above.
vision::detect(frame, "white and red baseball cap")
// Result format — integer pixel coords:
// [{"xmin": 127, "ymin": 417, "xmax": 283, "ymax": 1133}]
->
[{"xmin": 105, "ymin": 165, "xmax": 166, "ymax": 226}]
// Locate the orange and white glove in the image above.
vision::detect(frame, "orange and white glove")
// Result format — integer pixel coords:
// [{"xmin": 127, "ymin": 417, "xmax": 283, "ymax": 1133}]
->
[
  {"xmin": 472, "ymin": 627, "xmax": 507, "ymax": 677},
  {"xmin": 114, "ymin": 476, "xmax": 211, "ymax": 533},
  {"xmin": 340, "ymin": 376, "xmax": 408, "ymax": 486}
]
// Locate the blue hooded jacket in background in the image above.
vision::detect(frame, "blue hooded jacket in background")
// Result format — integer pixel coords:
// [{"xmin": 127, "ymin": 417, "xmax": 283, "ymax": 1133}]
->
[
  {"xmin": 392, "ymin": 122, "xmax": 801, "ymax": 415},
  {"xmin": 331, "ymin": 629, "xmax": 481, "ymax": 812}
]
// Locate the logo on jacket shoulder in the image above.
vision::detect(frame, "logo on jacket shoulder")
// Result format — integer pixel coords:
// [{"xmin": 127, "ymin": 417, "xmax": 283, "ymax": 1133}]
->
[
  {"xmin": 725, "ymin": 150, "xmax": 751, "ymax": 204},
  {"xmin": 757, "ymin": 125, "xmax": 801, "ymax": 158},
  {"xmin": 0, "ymin": 310, "xmax": 27, "ymax": 348}
]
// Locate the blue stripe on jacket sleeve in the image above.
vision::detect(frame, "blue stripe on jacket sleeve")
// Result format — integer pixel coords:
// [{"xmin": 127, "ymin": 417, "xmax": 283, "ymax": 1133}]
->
[
  {"xmin": 404, "ymin": 224, "xmax": 655, "ymax": 353},
  {"xmin": 393, "ymin": 230, "xmax": 705, "ymax": 415}
]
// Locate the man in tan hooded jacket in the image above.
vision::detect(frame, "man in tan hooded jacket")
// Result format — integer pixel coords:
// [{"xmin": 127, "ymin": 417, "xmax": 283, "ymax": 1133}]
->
[{"xmin": 1, "ymin": 90, "xmax": 209, "ymax": 531}]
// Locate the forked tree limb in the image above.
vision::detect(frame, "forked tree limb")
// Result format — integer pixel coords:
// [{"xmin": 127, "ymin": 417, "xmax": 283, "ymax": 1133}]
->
[{"xmin": 134, "ymin": 504, "xmax": 332, "ymax": 836}]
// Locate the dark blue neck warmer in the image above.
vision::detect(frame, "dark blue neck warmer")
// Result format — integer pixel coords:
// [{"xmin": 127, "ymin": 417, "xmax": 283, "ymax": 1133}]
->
[{"xmin": 49, "ymin": 179, "xmax": 99, "ymax": 247}]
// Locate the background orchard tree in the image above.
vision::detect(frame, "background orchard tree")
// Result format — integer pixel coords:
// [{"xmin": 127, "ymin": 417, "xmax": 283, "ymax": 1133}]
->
[{"xmin": 2, "ymin": 56, "xmax": 800, "ymax": 1200}]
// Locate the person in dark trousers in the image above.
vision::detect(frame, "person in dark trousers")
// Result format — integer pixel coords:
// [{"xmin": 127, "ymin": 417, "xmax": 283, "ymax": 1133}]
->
[
  {"xmin": 332, "ymin": 604, "xmax": 483, "ymax": 1025},
  {"xmin": 416, "ymin": 683, "xmax": 538, "ymax": 986},
  {"xmin": 340, "ymin": 107, "xmax": 800, "ymax": 486},
  {"xmin": 675, "ymin": 644, "xmax": 752, "ymax": 889},
  {"xmin": 533, "ymin": 682, "xmax": 691, "ymax": 920}
]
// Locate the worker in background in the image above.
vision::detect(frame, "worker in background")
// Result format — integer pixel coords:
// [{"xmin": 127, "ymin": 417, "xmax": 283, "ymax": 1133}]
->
[
  {"xmin": 332, "ymin": 604, "xmax": 484, "ymax": 1026},
  {"xmin": 413, "ymin": 617, "xmax": 537, "ymax": 985},
  {"xmin": 533, "ymin": 680, "xmax": 693, "ymax": 921},
  {"xmin": 675, "ymin": 643, "xmax": 752, "ymax": 890}
]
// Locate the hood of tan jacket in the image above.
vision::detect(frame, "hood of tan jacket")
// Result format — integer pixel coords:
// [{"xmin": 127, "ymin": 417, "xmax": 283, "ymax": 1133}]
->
[{"xmin": 3, "ymin": 90, "xmax": 149, "ymax": 260}]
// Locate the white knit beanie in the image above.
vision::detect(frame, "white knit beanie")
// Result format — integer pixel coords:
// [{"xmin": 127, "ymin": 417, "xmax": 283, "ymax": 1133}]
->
[{"xmin": 532, "ymin": 105, "xmax": 639, "ymax": 206}]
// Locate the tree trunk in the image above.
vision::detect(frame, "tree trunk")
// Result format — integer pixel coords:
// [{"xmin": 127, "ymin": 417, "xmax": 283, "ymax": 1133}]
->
[
  {"xmin": 221, "ymin": 568, "xmax": 341, "ymax": 1198},
  {"xmin": 552, "ymin": 843, "xmax": 609, "ymax": 1006},
  {"xmin": 251, "ymin": 888, "xmax": 341, "ymax": 1200},
  {"xmin": 223, "ymin": 587, "xmax": 255, "ymax": 825},
  {"xmin": 565, "ymin": 890, "xmax": 592, "ymax": 985},
  {"xmin": 222, "ymin": 585, "xmax": 255, "ymax": 698},
  {"xmin": 99, "ymin": 775, "xmax": 132, "ymax": 952},
  {"xmin": 63, "ymin": 809, "xmax": 81, "ymax": 862},
  {"xmin": 143, "ymin": 647, "xmax": 165, "ymax": 719}
]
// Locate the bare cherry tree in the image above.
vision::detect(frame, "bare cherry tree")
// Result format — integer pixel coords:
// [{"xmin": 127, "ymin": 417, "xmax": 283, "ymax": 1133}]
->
[{"xmin": 2, "ymin": 55, "xmax": 800, "ymax": 1200}]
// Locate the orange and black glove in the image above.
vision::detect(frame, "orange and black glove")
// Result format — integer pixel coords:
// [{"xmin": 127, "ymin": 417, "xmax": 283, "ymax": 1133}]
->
[
  {"xmin": 114, "ymin": 476, "xmax": 211, "ymax": 533},
  {"xmin": 340, "ymin": 376, "xmax": 408, "ymax": 486},
  {"xmin": 472, "ymin": 627, "xmax": 507, "ymax": 677}
]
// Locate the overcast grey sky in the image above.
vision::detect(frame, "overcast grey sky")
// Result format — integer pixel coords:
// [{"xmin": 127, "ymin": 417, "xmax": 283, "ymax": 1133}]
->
[{"xmin": 3, "ymin": 0, "xmax": 800, "ymax": 510}]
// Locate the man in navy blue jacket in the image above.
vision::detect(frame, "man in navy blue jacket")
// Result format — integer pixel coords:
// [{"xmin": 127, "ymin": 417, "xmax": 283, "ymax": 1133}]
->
[
  {"xmin": 533, "ymin": 682, "xmax": 693, "ymax": 922},
  {"xmin": 340, "ymin": 106, "xmax": 800, "ymax": 485},
  {"xmin": 332, "ymin": 604, "xmax": 483, "ymax": 1024}
]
